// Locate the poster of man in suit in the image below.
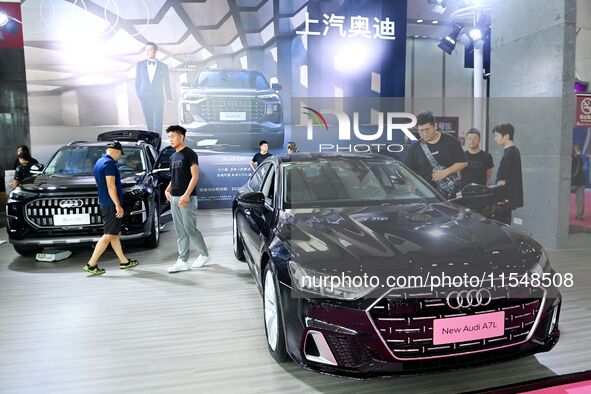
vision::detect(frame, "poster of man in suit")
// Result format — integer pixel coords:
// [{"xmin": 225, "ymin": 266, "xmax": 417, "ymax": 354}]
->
[{"xmin": 135, "ymin": 42, "xmax": 172, "ymax": 133}]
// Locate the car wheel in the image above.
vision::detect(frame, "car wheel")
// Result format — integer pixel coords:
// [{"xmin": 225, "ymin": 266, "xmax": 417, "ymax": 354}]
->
[
  {"xmin": 263, "ymin": 263, "xmax": 288, "ymax": 362},
  {"xmin": 13, "ymin": 245, "xmax": 42, "ymax": 256},
  {"xmin": 233, "ymin": 212, "xmax": 245, "ymax": 261},
  {"xmin": 145, "ymin": 202, "xmax": 160, "ymax": 249}
]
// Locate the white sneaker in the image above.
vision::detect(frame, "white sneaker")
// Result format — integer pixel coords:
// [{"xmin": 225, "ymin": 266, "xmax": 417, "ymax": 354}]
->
[
  {"xmin": 191, "ymin": 254, "xmax": 211, "ymax": 268},
  {"xmin": 167, "ymin": 259, "xmax": 189, "ymax": 273}
]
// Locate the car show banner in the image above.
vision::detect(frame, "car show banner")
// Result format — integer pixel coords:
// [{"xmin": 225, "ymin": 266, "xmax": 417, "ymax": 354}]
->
[{"xmin": 21, "ymin": 0, "xmax": 407, "ymax": 209}]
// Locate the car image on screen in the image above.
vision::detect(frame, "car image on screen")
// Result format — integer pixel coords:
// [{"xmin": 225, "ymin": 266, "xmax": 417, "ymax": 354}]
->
[{"xmin": 179, "ymin": 68, "xmax": 284, "ymax": 150}]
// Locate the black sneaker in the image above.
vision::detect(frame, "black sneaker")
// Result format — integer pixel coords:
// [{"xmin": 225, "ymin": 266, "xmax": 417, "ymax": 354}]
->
[
  {"xmin": 84, "ymin": 264, "xmax": 105, "ymax": 275},
  {"xmin": 120, "ymin": 259, "xmax": 139, "ymax": 269}
]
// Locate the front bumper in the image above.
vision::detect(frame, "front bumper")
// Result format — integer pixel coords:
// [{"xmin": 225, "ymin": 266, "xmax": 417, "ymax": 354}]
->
[
  {"xmin": 9, "ymin": 233, "xmax": 146, "ymax": 247},
  {"xmin": 280, "ymin": 283, "xmax": 561, "ymax": 377},
  {"xmin": 7, "ymin": 195, "xmax": 154, "ymax": 248}
]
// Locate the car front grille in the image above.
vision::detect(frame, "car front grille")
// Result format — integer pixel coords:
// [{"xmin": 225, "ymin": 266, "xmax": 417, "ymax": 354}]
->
[
  {"xmin": 25, "ymin": 197, "xmax": 102, "ymax": 228},
  {"xmin": 196, "ymin": 97, "xmax": 266, "ymax": 122},
  {"xmin": 368, "ymin": 286, "xmax": 544, "ymax": 359}
]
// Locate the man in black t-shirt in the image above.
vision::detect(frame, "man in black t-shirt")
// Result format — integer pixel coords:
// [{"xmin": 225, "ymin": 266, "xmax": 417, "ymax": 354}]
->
[
  {"xmin": 460, "ymin": 128, "xmax": 494, "ymax": 185},
  {"xmin": 406, "ymin": 111, "xmax": 467, "ymax": 196},
  {"xmin": 250, "ymin": 140, "xmax": 272, "ymax": 171},
  {"xmin": 494, "ymin": 123, "xmax": 524, "ymax": 214},
  {"xmin": 165, "ymin": 125, "xmax": 210, "ymax": 273}
]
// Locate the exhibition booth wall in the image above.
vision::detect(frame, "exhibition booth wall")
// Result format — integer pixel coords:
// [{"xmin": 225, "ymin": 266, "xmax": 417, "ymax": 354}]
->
[{"xmin": 1, "ymin": 0, "xmax": 590, "ymax": 249}]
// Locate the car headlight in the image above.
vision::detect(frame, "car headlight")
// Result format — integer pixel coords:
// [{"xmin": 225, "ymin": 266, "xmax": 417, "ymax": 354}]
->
[
  {"xmin": 529, "ymin": 249, "xmax": 551, "ymax": 275},
  {"xmin": 8, "ymin": 187, "xmax": 37, "ymax": 202},
  {"xmin": 257, "ymin": 93, "xmax": 280, "ymax": 100},
  {"xmin": 288, "ymin": 261, "xmax": 377, "ymax": 301}
]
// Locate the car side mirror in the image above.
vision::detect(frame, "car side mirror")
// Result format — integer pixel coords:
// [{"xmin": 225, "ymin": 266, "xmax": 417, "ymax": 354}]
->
[
  {"xmin": 152, "ymin": 162, "xmax": 170, "ymax": 173},
  {"xmin": 272, "ymin": 83, "xmax": 282, "ymax": 91},
  {"xmin": 238, "ymin": 191, "xmax": 265, "ymax": 209},
  {"xmin": 459, "ymin": 183, "xmax": 493, "ymax": 198},
  {"xmin": 30, "ymin": 164, "xmax": 44, "ymax": 175}
]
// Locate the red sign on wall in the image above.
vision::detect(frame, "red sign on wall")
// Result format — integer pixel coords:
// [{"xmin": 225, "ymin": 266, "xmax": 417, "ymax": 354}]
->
[
  {"xmin": 0, "ymin": 2, "xmax": 24, "ymax": 49},
  {"xmin": 576, "ymin": 93, "xmax": 591, "ymax": 127}
]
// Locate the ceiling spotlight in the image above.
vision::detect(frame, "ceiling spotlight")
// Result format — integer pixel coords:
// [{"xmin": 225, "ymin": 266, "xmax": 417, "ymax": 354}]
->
[
  {"xmin": 432, "ymin": 20, "xmax": 439, "ymax": 24},
  {"xmin": 427, "ymin": 0, "xmax": 447, "ymax": 14},
  {"xmin": 417, "ymin": 19, "xmax": 424, "ymax": 23},
  {"xmin": 469, "ymin": 28, "xmax": 482, "ymax": 41},
  {"xmin": 0, "ymin": 12, "xmax": 9, "ymax": 27},
  {"xmin": 438, "ymin": 25, "xmax": 462, "ymax": 55}
]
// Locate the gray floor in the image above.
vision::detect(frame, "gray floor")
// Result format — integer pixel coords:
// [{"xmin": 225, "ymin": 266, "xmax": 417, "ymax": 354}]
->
[{"xmin": 0, "ymin": 209, "xmax": 590, "ymax": 394}]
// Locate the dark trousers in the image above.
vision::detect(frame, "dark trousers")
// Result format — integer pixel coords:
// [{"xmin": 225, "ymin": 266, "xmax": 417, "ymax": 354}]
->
[{"xmin": 140, "ymin": 97, "xmax": 164, "ymax": 133}]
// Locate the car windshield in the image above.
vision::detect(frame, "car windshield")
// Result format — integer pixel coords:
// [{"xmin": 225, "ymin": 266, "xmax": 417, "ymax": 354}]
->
[
  {"xmin": 44, "ymin": 146, "xmax": 146, "ymax": 176},
  {"xmin": 195, "ymin": 70, "xmax": 269, "ymax": 89},
  {"xmin": 282, "ymin": 158, "xmax": 442, "ymax": 208}
]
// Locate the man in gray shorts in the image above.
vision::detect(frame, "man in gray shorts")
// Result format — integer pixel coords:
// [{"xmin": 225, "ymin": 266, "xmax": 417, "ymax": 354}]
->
[{"xmin": 164, "ymin": 125, "xmax": 210, "ymax": 273}]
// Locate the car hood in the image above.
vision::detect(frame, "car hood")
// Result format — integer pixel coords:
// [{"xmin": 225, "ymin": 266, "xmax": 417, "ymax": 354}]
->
[
  {"xmin": 20, "ymin": 173, "xmax": 144, "ymax": 192},
  {"xmin": 277, "ymin": 202, "xmax": 541, "ymax": 278}
]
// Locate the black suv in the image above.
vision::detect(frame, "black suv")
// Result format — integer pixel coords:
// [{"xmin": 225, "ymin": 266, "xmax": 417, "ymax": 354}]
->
[
  {"xmin": 179, "ymin": 68, "xmax": 284, "ymax": 149},
  {"xmin": 6, "ymin": 131, "xmax": 175, "ymax": 255}
]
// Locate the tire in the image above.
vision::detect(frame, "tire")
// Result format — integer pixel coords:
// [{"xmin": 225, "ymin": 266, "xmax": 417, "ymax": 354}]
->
[
  {"xmin": 13, "ymin": 245, "xmax": 42, "ymax": 256},
  {"xmin": 144, "ymin": 202, "xmax": 160, "ymax": 249},
  {"xmin": 233, "ymin": 211, "xmax": 245, "ymax": 261},
  {"xmin": 263, "ymin": 263, "xmax": 288, "ymax": 362}
]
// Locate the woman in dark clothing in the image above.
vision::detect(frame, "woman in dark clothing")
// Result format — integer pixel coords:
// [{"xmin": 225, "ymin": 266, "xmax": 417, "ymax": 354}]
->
[
  {"xmin": 13, "ymin": 145, "xmax": 38, "ymax": 170},
  {"xmin": 13, "ymin": 151, "xmax": 33, "ymax": 188}
]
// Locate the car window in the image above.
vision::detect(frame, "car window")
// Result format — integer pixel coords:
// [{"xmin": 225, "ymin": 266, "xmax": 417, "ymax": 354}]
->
[
  {"xmin": 44, "ymin": 146, "xmax": 146, "ymax": 176},
  {"xmin": 282, "ymin": 158, "xmax": 441, "ymax": 208},
  {"xmin": 255, "ymin": 74, "xmax": 269, "ymax": 90},
  {"xmin": 195, "ymin": 70, "xmax": 270, "ymax": 89},
  {"xmin": 249, "ymin": 163, "xmax": 271, "ymax": 191},
  {"xmin": 155, "ymin": 146, "xmax": 175, "ymax": 169},
  {"xmin": 146, "ymin": 146, "xmax": 156, "ymax": 168},
  {"xmin": 261, "ymin": 165, "xmax": 275, "ymax": 207}
]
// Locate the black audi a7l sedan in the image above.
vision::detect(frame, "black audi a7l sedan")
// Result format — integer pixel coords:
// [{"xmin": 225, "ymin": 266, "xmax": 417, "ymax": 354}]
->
[{"xmin": 232, "ymin": 152, "xmax": 561, "ymax": 377}]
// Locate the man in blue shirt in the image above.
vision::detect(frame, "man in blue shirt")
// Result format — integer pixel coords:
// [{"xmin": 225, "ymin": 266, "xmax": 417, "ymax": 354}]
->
[{"xmin": 84, "ymin": 142, "xmax": 138, "ymax": 275}]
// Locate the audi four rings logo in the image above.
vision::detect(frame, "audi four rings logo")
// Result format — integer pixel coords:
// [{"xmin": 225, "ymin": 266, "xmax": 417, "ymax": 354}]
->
[
  {"xmin": 446, "ymin": 289, "xmax": 492, "ymax": 309},
  {"xmin": 59, "ymin": 199, "xmax": 84, "ymax": 209}
]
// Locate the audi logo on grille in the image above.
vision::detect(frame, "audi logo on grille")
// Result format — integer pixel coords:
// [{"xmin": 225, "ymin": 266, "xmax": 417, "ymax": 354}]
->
[
  {"xmin": 59, "ymin": 199, "xmax": 84, "ymax": 208},
  {"xmin": 446, "ymin": 289, "xmax": 492, "ymax": 310}
]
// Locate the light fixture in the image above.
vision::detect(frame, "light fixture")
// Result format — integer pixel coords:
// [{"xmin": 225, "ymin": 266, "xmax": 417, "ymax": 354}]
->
[
  {"xmin": 417, "ymin": 19, "xmax": 424, "ymax": 23},
  {"xmin": 0, "ymin": 12, "xmax": 9, "ymax": 27},
  {"xmin": 469, "ymin": 28, "xmax": 482, "ymax": 41},
  {"xmin": 432, "ymin": 20, "xmax": 439, "ymax": 24},
  {"xmin": 438, "ymin": 24, "xmax": 462, "ymax": 55}
]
